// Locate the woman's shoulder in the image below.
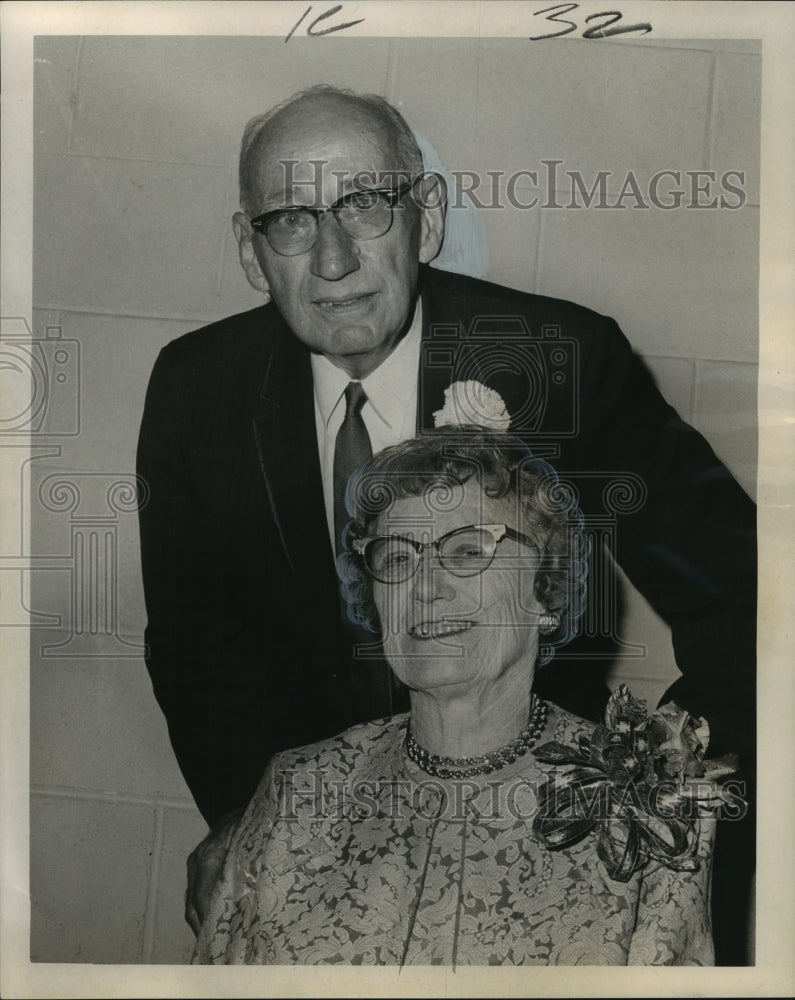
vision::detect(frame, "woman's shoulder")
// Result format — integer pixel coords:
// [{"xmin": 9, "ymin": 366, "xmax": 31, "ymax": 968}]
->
[{"xmin": 269, "ymin": 713, "xmax": 409, "ymax": 780}]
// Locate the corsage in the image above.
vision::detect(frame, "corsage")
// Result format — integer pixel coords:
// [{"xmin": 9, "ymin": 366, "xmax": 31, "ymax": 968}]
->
[{"xmin": 532, "ymin": 685, "xmax": 744, "ymax": 881}]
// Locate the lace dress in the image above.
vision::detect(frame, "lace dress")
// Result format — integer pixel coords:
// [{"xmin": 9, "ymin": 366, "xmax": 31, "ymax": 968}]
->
[{"xmin": 194, "ymin": 706, "xmax": 715, "ymax": 965}]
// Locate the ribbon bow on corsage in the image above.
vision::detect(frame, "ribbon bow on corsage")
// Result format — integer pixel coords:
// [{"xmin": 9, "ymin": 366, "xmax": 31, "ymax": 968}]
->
[{"xmin": 532, "ymin": 685, "xmax": 744, "ymax": 882}]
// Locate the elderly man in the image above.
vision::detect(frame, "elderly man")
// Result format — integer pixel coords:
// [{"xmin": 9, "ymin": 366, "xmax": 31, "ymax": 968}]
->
[{"xmin": 137, "ymin": 85, "xmax": 755, "ymax": 957}]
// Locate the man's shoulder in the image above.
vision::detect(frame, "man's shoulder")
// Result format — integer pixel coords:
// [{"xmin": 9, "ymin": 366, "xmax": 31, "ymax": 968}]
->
[
  {"xmin": 157, "ymin": 303, "xmax": 277, "ymax": 365},
  {"xmin": 424, "ymin": 266, "xmax": 611, "ymax": 330}
]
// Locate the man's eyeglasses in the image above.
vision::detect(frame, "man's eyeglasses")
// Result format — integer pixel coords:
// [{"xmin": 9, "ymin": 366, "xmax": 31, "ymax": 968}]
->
[
  {"xmin": 352, "ymin": 523, "xmax": 537, "ymax": 585},
  {"xmin": 249, "ymin": 182, "xmax": 416, "ymax": 257}
]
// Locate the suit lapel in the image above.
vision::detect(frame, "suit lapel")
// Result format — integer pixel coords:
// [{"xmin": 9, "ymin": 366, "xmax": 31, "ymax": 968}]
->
[
  {"xmin": 417, "ymin": 269, "xmax": 465, "ymax": 432},
  {"xmin": 416, "ymin": 267, "xmax": 554, "ymax": 445},
  {"xmin": 252, "ymin": 321, "xmax": 338, "ymax": 601}
]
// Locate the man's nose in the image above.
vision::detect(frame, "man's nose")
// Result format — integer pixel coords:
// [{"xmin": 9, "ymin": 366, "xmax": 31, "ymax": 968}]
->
[
  {"xmin": 410, "ymin": 547, "xmax": 455, "ymax": 604},
  {"xmin": 309, "ymin": 212, "xmax": 361, "ymax": 281}
]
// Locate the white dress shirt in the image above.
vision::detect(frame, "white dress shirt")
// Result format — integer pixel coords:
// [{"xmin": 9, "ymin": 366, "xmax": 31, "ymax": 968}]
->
[{"xmin": 311, "ymin": 303, "xmax": 422, "ymax": 545}]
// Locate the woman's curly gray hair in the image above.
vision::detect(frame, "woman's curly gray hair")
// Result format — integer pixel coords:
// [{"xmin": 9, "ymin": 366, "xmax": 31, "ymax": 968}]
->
[{"xmin": 336, "ymin": 427, "xmax": 590, "ymax": 667}]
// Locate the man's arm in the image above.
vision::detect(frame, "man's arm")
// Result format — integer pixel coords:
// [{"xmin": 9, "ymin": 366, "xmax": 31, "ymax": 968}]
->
[
  {"xmin": 138, "ymin": 347, "xmax": 260, "ymax": 927},
  {"xmin": 136, "ymin": 343, "xmax": 273, "ymax": 825},
  {"xmin": 573, "ymin": 313, "xmax": 756, "ymax": 764}
]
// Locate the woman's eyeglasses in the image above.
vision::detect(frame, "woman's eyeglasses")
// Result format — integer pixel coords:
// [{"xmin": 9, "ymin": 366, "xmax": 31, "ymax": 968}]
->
[
  {"xmin": 249, "ymin": 182, "xmax": 416, "ymax": 257},
  {"xmin": 352, "ymin": 523, "xmax": 537, "ymax": 585}
]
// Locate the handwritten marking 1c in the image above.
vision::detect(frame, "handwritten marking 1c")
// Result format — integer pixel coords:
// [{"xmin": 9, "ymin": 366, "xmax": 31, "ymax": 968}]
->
[{"xmin": 286, "ymin": 4, "xmax": 366, "ymax": 43}]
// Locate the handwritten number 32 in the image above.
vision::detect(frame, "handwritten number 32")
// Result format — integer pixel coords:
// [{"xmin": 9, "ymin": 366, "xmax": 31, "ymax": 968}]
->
[{"xmin": 531, "ymin": 3, "xmax": 652, "ymax": 40}]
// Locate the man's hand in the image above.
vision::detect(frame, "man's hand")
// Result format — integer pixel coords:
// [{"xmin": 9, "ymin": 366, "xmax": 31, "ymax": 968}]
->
[{"xmin": 185, "ymin": 808, "xmax": 244, "ymax": 936}]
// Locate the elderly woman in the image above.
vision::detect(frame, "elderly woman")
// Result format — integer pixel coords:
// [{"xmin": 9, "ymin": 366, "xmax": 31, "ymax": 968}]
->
[{"xmin": 195, "ymin": 428, "xmax": 722, "ymax": 966}]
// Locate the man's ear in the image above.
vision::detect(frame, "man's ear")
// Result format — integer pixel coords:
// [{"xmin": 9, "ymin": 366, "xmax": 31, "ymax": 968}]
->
[
  {"xmin": 232, "ymin": 212, "xmax": 271, "ymax": 296},
  {"xmin": 415, "ymin": 172, "xmax": 448, "ymax": 264}
]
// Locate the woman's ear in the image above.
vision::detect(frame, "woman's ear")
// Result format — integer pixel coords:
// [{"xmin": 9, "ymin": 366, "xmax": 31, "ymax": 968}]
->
[
  {"xmin": 415, "ymin": 172, "xmax": 448, "ymax": 264},
  {"xmin": 232, "ymin": 212, "xmax": 271, "ymax": 297}
]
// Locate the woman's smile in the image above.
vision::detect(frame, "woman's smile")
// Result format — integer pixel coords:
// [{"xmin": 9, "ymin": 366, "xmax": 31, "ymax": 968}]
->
[{"xmin": 408, "ymin": 618, "xmax": 475, "ymax": 640}]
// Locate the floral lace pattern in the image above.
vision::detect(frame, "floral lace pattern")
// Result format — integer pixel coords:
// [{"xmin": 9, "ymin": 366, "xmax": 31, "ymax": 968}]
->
[{"xmin": 194, "ymin": 706, "xmax": 715, "ymax": 966}]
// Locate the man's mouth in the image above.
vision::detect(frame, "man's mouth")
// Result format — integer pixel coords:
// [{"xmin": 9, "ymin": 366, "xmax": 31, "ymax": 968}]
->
[
  {"xmin": 314, "ymin": 293, "xmax": 373, "ymax": 311},
  {"xmin": 408, "ymin": 620, "xmax": 475, "ymax": 640}
]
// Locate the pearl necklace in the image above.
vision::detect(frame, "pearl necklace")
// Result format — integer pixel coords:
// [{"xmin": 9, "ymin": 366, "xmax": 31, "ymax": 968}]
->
[{"xmin": 404, "ymin": 697, "xmax": 549, "ymax": 779}]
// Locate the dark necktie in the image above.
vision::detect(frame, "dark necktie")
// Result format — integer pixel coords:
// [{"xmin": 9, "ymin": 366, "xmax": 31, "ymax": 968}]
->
[
  {"xmin": 333, "ymin": 381, "xmax": 372, "ymax": 555},
  {"xmin": 332, "ymin": 382, "xmax": 407, "ymax": 722}
]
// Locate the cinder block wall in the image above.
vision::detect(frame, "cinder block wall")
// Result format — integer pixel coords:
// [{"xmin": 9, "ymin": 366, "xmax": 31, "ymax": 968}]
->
[{"xmin": 29, "ymin": 35, "xmax": 759, "ymax": 963}]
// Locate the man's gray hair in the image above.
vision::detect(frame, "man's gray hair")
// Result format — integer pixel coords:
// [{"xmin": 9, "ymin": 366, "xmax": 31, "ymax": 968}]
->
[{"xmin": 238, "ymin": 84, "xmax": 425, "ymax": 215}]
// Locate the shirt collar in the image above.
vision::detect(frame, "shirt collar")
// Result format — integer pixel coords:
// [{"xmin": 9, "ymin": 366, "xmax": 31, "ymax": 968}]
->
[{"xmin": 311, "ymin": 300, "xmax": 422, "ymax": 429}]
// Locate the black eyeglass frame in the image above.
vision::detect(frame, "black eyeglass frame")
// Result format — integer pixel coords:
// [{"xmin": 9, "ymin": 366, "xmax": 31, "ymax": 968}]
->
[
  {"xmin": 249, "ymin": 180, "xmax": 417, "ymax": 256},
  {"xmin": 352, "ymin": 523, "xmax": 538, "ymax": 584}
]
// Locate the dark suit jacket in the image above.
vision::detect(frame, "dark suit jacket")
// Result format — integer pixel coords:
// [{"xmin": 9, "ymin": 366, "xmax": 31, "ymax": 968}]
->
[{"xmin": 137, "ymin": 265, "xmax": 756, "ymax": 827}]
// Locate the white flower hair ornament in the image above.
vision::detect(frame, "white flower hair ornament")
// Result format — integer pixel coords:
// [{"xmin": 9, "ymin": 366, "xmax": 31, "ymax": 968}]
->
[{"xmin": 433, "ymin": 380, "xmax": 511, "ymax": 431}]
